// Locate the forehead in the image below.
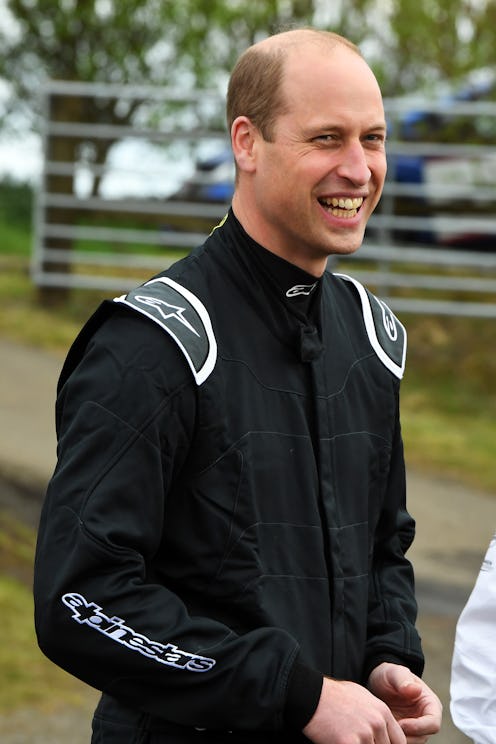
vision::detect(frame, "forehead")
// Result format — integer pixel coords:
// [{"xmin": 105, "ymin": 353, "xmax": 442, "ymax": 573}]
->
[{"xmin": 280, "ymin": 43, "xmax": 385, "ymax": 125}]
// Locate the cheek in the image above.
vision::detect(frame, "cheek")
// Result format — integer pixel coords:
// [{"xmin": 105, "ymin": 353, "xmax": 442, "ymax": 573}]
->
[{"xmin": 373, "ymin": 153, "xmax": 387, "ymax": 185}]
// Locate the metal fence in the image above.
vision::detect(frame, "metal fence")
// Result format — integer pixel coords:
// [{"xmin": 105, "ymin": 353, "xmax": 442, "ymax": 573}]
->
[{"xmin": 32, "ymin": 80, "xmax": 496, "ymax": 316}]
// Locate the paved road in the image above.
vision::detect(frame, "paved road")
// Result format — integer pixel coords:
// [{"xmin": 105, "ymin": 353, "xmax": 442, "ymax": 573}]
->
[{"xmin": 2, "ymin": 337, "xmax": 494, "ymax": 742}]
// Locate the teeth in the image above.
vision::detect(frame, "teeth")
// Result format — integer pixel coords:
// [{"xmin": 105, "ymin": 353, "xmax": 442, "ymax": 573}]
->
[
  {"xmin": 319, "ymin": 196, "xmax": 364, "ymax": 218},
  {"xmin": 321, "ymin": 197, "xmax": 363, "ymax": 209}
]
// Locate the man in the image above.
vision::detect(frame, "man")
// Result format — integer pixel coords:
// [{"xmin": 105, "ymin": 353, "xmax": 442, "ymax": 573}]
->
[
  {"xmin": 34, "ymin": 28, "xmax": 442, "ymax": 743},
  {"xmin": 451, "ymin": 532, "xmax": 496, "ymax": 743}
]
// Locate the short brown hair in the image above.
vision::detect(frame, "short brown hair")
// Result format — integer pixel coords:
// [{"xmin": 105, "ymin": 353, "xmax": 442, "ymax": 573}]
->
[{"xmin": 226, "ymin": 29, "xmax": 361, "ymax": 142}]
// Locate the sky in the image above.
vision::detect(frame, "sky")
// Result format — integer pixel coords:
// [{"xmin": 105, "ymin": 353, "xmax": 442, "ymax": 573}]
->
[
  {"xmin": 0, "ymin": 1, "xmax": 39, "ymax": 183},
  {"xmin": 0, "ymin": 78, "xmax": 42, "ymax": 183}
]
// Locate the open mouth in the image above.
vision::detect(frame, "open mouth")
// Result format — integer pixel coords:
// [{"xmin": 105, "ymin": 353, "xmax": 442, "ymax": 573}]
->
[{"xmin": 318, "ymin": 196, "xmax": 364, "ymax": 218}]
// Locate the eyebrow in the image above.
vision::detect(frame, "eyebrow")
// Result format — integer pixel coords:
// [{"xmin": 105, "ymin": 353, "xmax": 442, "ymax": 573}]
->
[
  {"xmin": 303, "ymin": 121, "xmax": 387, "ymax": 137},
  {"xmin": 368, "ymin": 122, "xmax": 388, "ymax": 132}
]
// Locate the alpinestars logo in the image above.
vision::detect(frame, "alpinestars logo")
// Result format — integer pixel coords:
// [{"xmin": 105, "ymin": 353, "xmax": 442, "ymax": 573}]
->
[
  {"xmin": 134, "ymin": 295, "xmax": 200, "ymax": 337},
  {"xmin": 286, "ymin": 283, "xmax": 317, "ymax": 298},
  {"xmin": 62, "ymin": 593, "xmax": 216, "ymax": 672},
  {"xmin": 378, "ymin": 299, "xmax": 398, "ymax": 341}
]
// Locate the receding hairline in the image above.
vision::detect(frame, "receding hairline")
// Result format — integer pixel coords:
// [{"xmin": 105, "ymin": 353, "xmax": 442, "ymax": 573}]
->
[
  {"xmin": 226, "ymin": 29, "xmax": 364, "ymax": 137},
  {"xmin": 251, "ymin": 27, "xmax": 362, "ymax": 57}
]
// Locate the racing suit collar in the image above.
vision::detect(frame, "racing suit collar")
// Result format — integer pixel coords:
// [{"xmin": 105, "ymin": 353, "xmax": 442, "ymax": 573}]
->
[{"xmin": 227, "ymin": 209, "xmax": 322, "ymax": 321}]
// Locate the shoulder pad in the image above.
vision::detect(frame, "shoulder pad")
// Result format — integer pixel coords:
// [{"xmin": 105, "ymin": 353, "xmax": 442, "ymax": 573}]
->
[
  {"xmin": 334, "ymin": 273, "xmax": 407, "ymax": 379},
  {"xmin": 114, "ymin": 277, "xmax": 217, "ymax": 385}
]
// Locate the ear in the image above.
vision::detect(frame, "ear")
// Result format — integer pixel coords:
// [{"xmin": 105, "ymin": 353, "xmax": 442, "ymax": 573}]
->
[{"xmin": 231, "ymin": 115, "xmax": 258, "ymax": 173}]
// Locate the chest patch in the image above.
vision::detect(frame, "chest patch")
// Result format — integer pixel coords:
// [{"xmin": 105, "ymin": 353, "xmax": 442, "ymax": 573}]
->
[
  {"xmin": 114, "ymin": 277, "xmax": 217, "ymax": 385},
  {"xmin": 334, "ymin": 273, "xmax": 407, "ymax": 379}
]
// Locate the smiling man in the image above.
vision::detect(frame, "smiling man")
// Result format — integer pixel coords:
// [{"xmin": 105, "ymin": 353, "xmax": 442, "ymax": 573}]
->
[
  {"xmin": 34, "ymin": 28, "xmax": 442, "ymax": 744},
  {"xmin": 229, "ymin": 32, "xmax": 387, "ymax": 271}
]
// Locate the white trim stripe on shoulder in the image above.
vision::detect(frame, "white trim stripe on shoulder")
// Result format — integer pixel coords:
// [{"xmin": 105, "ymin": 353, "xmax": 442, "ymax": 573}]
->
[
  {"xmin": 334, "ymin": 273, "xmax": 407, "ymax": 379},
  {"xmin": 115, "ymin": 277, "xmax": 217, "ymax": 385}
]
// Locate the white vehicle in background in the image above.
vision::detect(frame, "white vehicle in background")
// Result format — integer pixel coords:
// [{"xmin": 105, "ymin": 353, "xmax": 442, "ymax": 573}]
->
[{"xmin": 384, "ymin": 67, "xmax": 496, "ymax": 249}]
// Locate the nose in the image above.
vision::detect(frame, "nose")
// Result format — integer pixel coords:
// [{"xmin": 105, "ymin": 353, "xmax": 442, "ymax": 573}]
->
[{"xmin": 335, "ymin": 140, "xmax": 372, "ymax": 186}]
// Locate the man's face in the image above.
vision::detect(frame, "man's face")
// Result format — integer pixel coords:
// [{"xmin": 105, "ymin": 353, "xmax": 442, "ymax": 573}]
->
[{"xmin": 248, "ymin": 43, "xmax": 387, "ymax": 274}]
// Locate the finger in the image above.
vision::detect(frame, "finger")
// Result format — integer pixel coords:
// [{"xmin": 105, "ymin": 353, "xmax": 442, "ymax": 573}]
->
[
  {"xmin": 387, "ymin": 717, "xmax": 408, "ymax": 744},
  {"xmin": 398, "ymin": 680, "xmax": 423, "ymax": 698},
  {"xmin": 386, "ymin": 665, "xmax": 419, "ymax": 690},
  {"xmin": 400, "ymin": 714, "xmax": 439, "ymax": 737}
]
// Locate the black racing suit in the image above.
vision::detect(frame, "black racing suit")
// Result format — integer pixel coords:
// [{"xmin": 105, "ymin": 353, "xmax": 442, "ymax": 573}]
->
[{"xmin": 34, "ymin": 211, "xmax": 423, "ymax": 743}]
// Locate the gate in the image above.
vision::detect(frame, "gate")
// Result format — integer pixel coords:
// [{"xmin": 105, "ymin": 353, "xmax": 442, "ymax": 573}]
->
[{"xmin": 32, "ymin": 80, "xmax": 496, "ymax": 316}]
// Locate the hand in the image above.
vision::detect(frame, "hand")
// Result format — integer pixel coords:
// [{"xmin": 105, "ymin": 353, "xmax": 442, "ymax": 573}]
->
[
  {"xmin": 368, "ymin": 662, "xmax": 442, "ymax": 743},
  {"xmin": 302, "ymin": 675, "xmax": 407, "ymax": 743}
]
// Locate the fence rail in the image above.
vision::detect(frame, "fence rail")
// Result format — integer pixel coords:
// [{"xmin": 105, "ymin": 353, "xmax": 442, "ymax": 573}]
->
[{"xmin": 32, "ymin": 80, "xmax": 496, "ymax": 317}]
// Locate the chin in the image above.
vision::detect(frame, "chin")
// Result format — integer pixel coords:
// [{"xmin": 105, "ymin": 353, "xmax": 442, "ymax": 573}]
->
[{"xmin": 327, "ymin": 240, "xmax": 364, "ymax": 257}]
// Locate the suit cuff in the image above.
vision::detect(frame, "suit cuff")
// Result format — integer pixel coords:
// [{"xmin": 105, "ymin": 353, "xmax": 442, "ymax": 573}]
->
[{"xmin": 284, "ymin": 658, "xmax": 323, "ymax": 730}]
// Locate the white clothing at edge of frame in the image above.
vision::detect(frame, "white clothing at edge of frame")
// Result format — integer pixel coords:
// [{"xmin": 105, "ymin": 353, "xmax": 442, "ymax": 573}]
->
[{"xmin": 451, "ymin": 532, "xmax": 496, "ymax": 744}]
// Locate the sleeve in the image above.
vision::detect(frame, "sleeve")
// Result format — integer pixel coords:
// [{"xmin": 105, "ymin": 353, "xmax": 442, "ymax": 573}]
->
[
  {"xmin": 33, "ymin": 307, "xmax": 301, "ymax": 733},
  {"xmin": 362, "ymin": 390, "xmax": 425, "ymax": 681},
  {"xmin": 450, "ymin": 534, "xmax": 496, "ymax": 744}
]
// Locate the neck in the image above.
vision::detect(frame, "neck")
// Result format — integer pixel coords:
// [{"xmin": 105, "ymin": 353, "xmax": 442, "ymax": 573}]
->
[{"xmin": 231, "ymin": 194, "xmax": 327, "ymax": 278}]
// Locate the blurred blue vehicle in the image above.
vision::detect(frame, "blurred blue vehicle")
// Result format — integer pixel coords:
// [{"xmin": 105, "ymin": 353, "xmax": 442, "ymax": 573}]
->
[{"xmin": 169, "ymin": 149, "xmax": 235, "ymax": 204}]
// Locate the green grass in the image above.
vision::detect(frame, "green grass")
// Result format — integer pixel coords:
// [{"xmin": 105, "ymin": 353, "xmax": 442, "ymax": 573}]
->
[
  {"xmin": 0, "ymin": 219, "xmax": 32, "ymax": 256},
  {"xmin": 399, "ymin": 314, "xmax": 496, "ymax": 492},
  {"xmin": 402, "ymin": 378, "xmax": 496, "ymax": 485},
  {"xmin": 0, "ymin": 257, "xmax": 105, "ymax": 351},
  {"xmin": 0, "ymin": 576, "xmax": 90, "ymax": 713},
  {"xmin": 0, "ymin": 511, "xmax": 93, "ymax": 714}
]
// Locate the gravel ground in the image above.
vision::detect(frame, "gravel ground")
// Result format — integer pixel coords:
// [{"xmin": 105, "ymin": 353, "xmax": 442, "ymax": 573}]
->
[{"xmin": 0, "ymin": 693, "xmax": 98, "ymax": 744}]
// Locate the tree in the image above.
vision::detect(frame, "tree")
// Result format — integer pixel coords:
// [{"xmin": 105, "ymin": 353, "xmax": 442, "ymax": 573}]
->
[
  {"xmin": 374, "ymin": 0, "xmax": 496, "ymax": 95},
  {"xmin": 2, "ymin": 0, "xmax": 495, "ymax": 139},
  {"xmin": 0, "ymin": 0, "xmax": 319, "ymax": 128}
]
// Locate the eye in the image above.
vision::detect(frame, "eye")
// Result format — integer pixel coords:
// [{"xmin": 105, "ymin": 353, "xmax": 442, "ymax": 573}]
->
[
  {"xmin": 313, "ymin": 134, "xmax": 338, "ymax": 144},
  {"xmin": 364, "ymin": 132, "xmax": 386, "ymax": 144}
]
